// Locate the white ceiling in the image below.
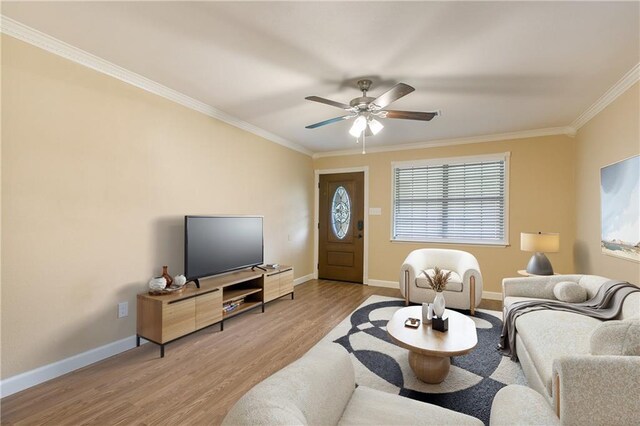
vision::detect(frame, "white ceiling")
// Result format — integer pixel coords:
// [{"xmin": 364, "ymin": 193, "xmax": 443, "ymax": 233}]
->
[{"xmin": 2, "ymin": 1, "xmax": 639, "ymax": 154}]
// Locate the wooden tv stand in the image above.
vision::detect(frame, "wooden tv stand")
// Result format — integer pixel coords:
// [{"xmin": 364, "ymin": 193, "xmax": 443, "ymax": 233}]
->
[{"xmin": 136, "ymin": 265, "xmax": 293, "ymax": 357}]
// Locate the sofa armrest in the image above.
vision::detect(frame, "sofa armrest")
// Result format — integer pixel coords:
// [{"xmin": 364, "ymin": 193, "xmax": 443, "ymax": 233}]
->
[
  {"xmin": 502, "ymin": 277, "xmax": 557, "ymax": 299},
  {"xmin": 552, "ymin": 355, "xmax": 640, "ymax": 425},
  {"xmin": 490, "ymin": 385, "xmax": 559, "ymax": 426}
]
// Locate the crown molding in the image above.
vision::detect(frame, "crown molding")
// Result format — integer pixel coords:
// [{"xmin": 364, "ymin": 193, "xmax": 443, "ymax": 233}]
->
[
  {"xmin": 0, "ymin": 16, "xmax": 312, "ymax": 157},
  {"xmin": 312, "ymin": 126, "xmax": 575, "ymax": 159},
  {"xmin": 571, "ymin": 63, "xmax": 640, "ymax": 131}
]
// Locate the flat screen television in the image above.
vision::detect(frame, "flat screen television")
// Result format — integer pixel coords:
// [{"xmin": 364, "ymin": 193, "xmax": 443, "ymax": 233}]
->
[{"xmin": 185, "ymin": 215, "xmax": 264, "ymax": 282}]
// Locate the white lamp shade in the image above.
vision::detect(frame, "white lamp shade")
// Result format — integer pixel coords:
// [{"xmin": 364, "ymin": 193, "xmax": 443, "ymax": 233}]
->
[
  {"xmin": 368, "ymin": 118, "xmax": 384, "ymax": 135},
  {"xmin": 521, "ymin": 232, "xmax": 560, "ymax": 253},
  {"xmin": 349, "ymin": 116, "xmax": 367, "ymax": 137}
]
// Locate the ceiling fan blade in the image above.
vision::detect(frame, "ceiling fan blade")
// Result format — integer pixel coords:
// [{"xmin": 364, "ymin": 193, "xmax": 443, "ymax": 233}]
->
[
  {"xmin": 370, "ymin": 83, "xmax": 415, "ymax": 109},
  {"xmin": 382, "ymin": 110, "xmax": 438, "ymax": 121},
  {"xmin": 305, "ymin": 115, "xmax": 354, "ymax": 129},
  {"xmin": 305, "ymin": 96, "xmax": 353, "ymax": 110}
]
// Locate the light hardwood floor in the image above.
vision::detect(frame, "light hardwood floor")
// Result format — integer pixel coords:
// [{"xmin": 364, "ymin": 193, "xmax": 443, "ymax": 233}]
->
[{"xmin": 1, "ymin": 280, "xmax": 500, "ymax": 425}]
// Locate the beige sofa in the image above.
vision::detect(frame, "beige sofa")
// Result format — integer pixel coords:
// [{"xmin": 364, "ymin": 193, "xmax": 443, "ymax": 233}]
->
[
  {"xmin": 500, "ymin": 274, "xmax": 640, "ymax": 425},
  {"xmin": 222, "ymin": 344, "xmax": 482, "ymax": 425}
]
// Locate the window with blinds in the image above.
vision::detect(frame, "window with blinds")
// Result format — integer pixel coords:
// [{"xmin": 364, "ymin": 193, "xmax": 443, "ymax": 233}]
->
[{"xmin": 392, "ymin": 154, "xmax": 508, "ymax": 245}]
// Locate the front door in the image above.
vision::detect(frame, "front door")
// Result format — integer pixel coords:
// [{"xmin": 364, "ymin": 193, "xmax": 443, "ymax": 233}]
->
[{"xmin": 318, "ymin": 172, "xmax": 364, "ymax": 283}]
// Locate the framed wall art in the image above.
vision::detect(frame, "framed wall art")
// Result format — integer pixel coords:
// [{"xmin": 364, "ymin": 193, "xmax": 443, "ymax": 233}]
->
[{"xmin": 600, "ymin": 154, "xmax": 639, "ymax": 262}]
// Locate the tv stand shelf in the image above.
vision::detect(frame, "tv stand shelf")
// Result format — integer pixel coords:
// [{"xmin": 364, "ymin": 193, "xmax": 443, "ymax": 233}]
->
[
  {"xmin": 223, "ymin": 287, "xmax": 262, "ymax": 303},
  {"xmin": 136, "ymin": 265, "xmax": 293, "ymax": 357}
]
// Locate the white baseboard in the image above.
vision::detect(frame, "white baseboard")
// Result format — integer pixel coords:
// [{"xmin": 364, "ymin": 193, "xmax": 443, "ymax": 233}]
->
[
  {"xmin": 482, "ymin": 291, "xmax": 503, "ymax": 301},
  {"xmin": 294, "ymin": 274, "xmax": 314, "ymax": 286},
  {"xmin": 367, "ymin": 279, "xmax": 400, "ymax": 289},
  {"xmin": 0, "ymin": 335, "xmax": 147, "ymax": 398}
]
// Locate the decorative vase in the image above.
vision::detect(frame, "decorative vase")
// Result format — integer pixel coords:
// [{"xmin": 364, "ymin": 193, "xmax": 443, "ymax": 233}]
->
[
  {"xmin": 421, "ymin": 303, "xmax": 433, "ymax": 324},
  {"xmin": 162, "ymin": 266, "xmax": 173, "ymax": 288},
  {"xmin": 433, "ymin": 292, "xmax": 446, "ymax": 317},
  {"xmin": 173, "ymin": 274, "xmax": 187, "ymax": 287},
  {"xmin": 148, "ymin": 277, "xmax": 167, "ymax": 291}
]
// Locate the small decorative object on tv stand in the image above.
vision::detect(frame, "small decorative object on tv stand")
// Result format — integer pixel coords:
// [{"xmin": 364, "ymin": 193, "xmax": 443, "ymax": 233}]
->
[
  {"xmin": 148, "ymin": 277, "xmax": 166, "ymax": 292},
  {"xmin": 173, "ymin": 274, "xmax": 187, "ymax": 287},
  {"xmin": 161, "ymin": 265, "xmax": 173, "ymax": 288}
]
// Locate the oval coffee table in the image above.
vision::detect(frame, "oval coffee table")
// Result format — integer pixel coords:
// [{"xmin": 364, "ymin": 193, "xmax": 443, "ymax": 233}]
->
[{"xmin": 387, "ymin": 306, "xmax": 477, "ymax": 384}]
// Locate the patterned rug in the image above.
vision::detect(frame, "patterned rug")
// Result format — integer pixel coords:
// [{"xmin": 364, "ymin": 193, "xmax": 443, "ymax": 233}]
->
[{"xmin": 320, "ymin": 295, "xmax": 526, "ymax": 425}]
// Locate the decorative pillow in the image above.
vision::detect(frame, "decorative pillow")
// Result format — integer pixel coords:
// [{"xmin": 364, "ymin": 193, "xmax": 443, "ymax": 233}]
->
[
  {"xmin": 416, "ymin": 269, "xmax": 463, "ymax": 292},
  {"xmin": 553, "ymin": 281, "xmax": 587, "ymax": 303},
  {"xmin": 590, "ymin": 320, "xmax": 640, "ymax": 356}
]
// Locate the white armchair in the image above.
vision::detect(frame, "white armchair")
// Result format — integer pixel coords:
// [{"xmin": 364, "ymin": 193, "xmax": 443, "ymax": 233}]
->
[{"xmin": 399, "ymin": 249, "xmax": 483, "ymax": 315}]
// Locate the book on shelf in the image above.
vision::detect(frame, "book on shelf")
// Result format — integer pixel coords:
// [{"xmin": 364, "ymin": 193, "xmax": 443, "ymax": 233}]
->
[{"xmin": 223, "ymin": 298, "xmax": 245, "ymax": 313}]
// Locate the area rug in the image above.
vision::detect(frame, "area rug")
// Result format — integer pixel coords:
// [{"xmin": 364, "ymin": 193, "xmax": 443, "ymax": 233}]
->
[{"xmin": 319, "ymin": 295, "xmax": 526, "ymax": 425}]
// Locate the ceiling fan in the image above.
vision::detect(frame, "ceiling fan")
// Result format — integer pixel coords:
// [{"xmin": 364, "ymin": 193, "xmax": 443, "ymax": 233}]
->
[{"xmin": 305, "ymin": 79, "xmax": 439, "ymax": 140}]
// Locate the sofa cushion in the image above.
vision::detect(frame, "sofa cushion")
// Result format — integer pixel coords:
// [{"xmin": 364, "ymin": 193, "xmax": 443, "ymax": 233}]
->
[
  {"xmin": 553, "ymin": 281, "xmax": 588, "ymax": 303},
  {"xmin": 515, "ymin": 310, "xmax": 601, "ymax": 395},
  {"xmin": 339, "ymin": 386, "xmax": 483, "ymax": 426},
  {"xmin": 416, "ymin": 269, "xmax": 463, "ymax": 292},
  {"xmin": 591, "ymin": 320, "xmax": 640, "ymax": 356},
  {"xmin": 222, "ymin": 344, "xmax": 355, "ymax": 426}
]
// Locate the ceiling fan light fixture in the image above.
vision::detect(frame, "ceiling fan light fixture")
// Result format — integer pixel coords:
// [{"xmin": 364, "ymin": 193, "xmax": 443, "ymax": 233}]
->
[
  {"xmin": 368, "ymin": 118, "xmax": 383, "ymax": 135},
  {"xmin": 349, "ymin": 115, "xmax": 367, "ymax": 137}
]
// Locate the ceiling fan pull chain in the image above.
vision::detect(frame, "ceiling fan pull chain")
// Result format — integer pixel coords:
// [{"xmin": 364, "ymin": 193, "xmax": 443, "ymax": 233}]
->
[{"xmin": 362, "ymin": 132, "xmax": 366, "ymax": 155}]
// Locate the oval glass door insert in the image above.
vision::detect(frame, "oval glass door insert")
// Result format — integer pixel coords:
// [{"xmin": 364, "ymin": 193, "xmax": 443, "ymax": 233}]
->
[{"xmin": 331, "ymin": 186, "xmax": 351, "ymax": 239}]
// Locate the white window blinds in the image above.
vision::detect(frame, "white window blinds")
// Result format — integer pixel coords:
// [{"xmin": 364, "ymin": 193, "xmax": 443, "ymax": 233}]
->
[{"xmin": 392, "ymin": 154, "xmax": 508, "ymax": 245}]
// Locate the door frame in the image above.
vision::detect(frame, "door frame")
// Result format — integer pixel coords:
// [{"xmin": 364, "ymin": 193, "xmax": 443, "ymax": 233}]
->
[{"xmin": 314, "ymin": 166, "xmax": 369, "ymax": 284}]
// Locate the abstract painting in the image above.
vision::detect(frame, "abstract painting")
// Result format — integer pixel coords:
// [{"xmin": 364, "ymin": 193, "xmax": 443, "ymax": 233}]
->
[{"xmin": 601, "ymin": 155, "xmax": 640, "ymax": 262}]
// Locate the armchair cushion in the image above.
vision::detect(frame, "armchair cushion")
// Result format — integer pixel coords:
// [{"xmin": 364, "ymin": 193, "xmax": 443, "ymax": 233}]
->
[
  {"xmin": 590, "ymin": 320, "xmax": 640, "ymax": 356},
  {"xmin": 416, "ymin": 269, "xmax": 463, "ymax": 292},
  {"xmin": 553, "ymin": 281, "xmax": 587, "ymax": 303}
]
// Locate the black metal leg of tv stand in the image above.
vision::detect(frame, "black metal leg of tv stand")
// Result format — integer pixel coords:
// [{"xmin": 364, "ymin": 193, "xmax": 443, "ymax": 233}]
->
[{"xmin": 137, "ymin": 334, "xmax": 166, "ymax": 358}]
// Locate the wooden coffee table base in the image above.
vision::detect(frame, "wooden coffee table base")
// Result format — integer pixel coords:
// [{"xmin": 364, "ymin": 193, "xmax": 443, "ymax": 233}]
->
[{"xmin": 408, "ymin": 351, "xmax": 450, "ymax": 384}]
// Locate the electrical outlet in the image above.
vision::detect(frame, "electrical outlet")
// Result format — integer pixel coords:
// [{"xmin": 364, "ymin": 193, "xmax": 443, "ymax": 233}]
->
[{"xmin": 118, "ymin": 302, "xmax": 128, "ymax": 318}]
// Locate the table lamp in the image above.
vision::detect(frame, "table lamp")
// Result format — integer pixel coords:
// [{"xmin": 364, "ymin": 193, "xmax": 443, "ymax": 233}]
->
[{"xmin": 520, "ymin": 232, "xmax": 559, "ymax": 275}]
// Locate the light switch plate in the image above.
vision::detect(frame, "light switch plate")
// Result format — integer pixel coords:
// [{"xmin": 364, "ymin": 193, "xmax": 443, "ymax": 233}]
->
[{"xmin": 369, "ymin": 207, "xmax": 382, "ymax": 216}]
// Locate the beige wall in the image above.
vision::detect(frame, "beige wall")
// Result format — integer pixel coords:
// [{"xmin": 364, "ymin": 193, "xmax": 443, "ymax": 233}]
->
[
  {"xmin": 574, "ymin": 82, "xmax": 640, "ymax": 284},
  {"xmin": 314, "ymin": 135, "xmax": 577, "ymax": 294},
  {"xmin": 1, "ymin": 36, "xmax": 314, "ymax": 378}
]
